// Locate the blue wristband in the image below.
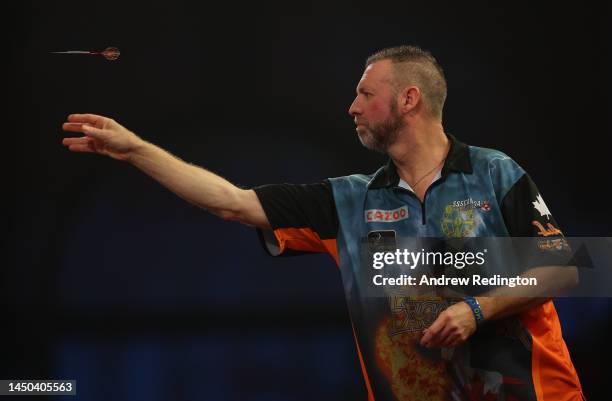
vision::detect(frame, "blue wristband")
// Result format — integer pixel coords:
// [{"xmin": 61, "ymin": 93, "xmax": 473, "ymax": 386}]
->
[{"xmin": 464, "ymin": 296, "xmax": 484, "ymax": 325}]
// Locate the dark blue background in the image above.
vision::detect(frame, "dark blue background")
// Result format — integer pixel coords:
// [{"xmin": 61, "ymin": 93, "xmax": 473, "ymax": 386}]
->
[{"xmin": 6, "ymin": 1, "xmax": 611, "ymax": 400}]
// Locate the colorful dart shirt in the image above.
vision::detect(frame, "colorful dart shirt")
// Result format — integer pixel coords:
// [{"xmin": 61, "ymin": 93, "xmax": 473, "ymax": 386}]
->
[{"xmin": 254, "ymin": 134, "xmax": 583, "ymax": 401}]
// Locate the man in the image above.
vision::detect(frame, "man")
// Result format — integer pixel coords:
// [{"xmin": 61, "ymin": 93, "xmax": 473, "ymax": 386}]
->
[{"xmin": 62, "ymin": 46, "xmax": 583, "ymax": 401}]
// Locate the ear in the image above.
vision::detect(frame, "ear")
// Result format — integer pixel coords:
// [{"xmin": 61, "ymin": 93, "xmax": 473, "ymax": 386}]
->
[{"xmin": 398, "ymin": 86, "xmax": 421, "ymax": 115}]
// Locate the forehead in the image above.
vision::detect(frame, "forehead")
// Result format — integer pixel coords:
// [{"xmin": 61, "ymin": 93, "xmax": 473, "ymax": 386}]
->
[{"xmin": 357, "ymin": 59, "xmax": 395, "ymax": 89}]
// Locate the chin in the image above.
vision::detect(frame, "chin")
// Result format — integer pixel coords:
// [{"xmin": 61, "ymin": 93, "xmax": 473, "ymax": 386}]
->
[
  {"xmin": 356, "ymin": 126, "xmax": 371, "ymax": 140},
  {"xmin": 357, "ymin": 131, "xmax": 370, "ymax": 147}
]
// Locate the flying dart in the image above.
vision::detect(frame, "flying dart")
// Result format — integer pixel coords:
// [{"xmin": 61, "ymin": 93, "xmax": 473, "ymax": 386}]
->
[{"xmin": 50, "ymin": 46, "xmax": 120, "ymax": 61}]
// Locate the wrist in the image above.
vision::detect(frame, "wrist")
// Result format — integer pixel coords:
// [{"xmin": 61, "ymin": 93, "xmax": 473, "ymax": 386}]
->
[
  {"xmin": 126, "ymin": 137, "xmax": 151, "ymax": 164},
  {"xmin": 464, "ymin": 296, "xmax": 485, "ymax": 326}
]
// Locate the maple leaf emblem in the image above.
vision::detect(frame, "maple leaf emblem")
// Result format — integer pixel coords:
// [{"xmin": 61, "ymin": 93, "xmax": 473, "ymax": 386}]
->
[{"xmin": 532, "ymin": 194, "xmax": 551, "ymax": 220}]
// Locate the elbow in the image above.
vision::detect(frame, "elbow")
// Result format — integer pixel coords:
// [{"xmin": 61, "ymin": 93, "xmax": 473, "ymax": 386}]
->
[
  {"xmin": 206, "ymin": 188, "xmax": 267, "ymax": 228},
  {"xmin": 554, "ymin": 265, "xmax": 579, "ymax": 293},
  {"xmin": 566, "ymin": 266, "xmax": 579, "ymax": 288},
  {"xmin": 217, "ymin": 209, "xmax": 242, "ymax": 222},
  {"xmin": 214, "ymin": 187, "xmax": 248, "ymax": 223}
]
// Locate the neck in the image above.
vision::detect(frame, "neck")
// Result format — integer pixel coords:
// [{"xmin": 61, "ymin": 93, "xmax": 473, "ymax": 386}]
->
[{"xmin": 386, "ymin": 118, "xmax": 449, "ymax": 184}]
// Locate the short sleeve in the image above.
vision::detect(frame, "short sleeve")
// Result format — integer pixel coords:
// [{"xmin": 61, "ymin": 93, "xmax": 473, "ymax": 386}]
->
[
  {"xmin": 253, "ymin": 180, "xmax": 339, "ymax": 264},
  {"xmin": 500, "ymin": 173, "xmax": 564, "ymax": 238},
  {"xmin": 500, "ymin": 173, "xmax": 573, "ymax": 267}
]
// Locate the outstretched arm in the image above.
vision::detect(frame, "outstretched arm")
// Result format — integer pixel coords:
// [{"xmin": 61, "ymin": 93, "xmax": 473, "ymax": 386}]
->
[{"xmin": 62, "ymin": 113, "xmax": 270, "ymax": 228}]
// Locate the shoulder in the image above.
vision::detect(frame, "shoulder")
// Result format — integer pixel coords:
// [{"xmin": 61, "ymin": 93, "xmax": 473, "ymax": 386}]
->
[
  {"xmin": 469, "ymin": 144, "xmax": 526, "ymax": 179},
  {"xmin": 326, "ymin": 170, "xmax": 381, "ymax": 211},
  {"xmin": 469, "ymin": 145, "xmax": 524, "ymax": 175},
  {"xmin": 468, "ymin": 145, "xmax": 528, "ymax": 201},
  {"xmin": 328, "ymin": 168, "xmax": 382, "ymax": 193},
  {"xmin": 329, "ymin": 172, "xmax": 376, "ymax": 186}
]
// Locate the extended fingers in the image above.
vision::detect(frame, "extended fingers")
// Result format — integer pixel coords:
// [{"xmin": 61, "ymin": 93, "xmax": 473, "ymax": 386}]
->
[
  {"xmin": 62, "ymin": 122, "xmax": 105, "ymax": 139},
  {"xmin": 68, "ymin": 144, "xmax": 95, "ymax": 153},
  {"xmin": 67, "ymin": 113, "xmax": 107, "ymax": 125},
  {"xmin": 63, "ymin": 138, "xmax": 95, "ymax": 153},
  {"xmin": 62, "ymin": 122, "xmax": 86, "ymax": 133},
  {"xmin": 62, "ymin": 136, "xmax": 88, "ymax": 145},
  {"xmin": 81, "ymin": 124, "xmax": 105, "ymax": 138}
]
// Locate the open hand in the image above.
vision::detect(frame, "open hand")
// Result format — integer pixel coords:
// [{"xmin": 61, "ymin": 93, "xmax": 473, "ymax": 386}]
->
[{"xmin": 62, "ymin": 114, "xmax": 143, "ymax": 161}]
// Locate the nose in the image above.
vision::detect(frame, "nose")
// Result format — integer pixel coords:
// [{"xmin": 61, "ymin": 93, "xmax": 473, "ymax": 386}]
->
[{"xmin": 348, "ymin": 97, "xmax": 361, "ymax": 117}]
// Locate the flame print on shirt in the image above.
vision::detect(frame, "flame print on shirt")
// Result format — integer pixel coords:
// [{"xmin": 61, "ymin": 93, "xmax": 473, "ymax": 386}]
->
[
  {"xmin": 375, "ymin": 317, "xmax": 451, "ymax": 401},
  {"xmin": 373, "ymin": 296, "xmax": 529, "ymax": 401},
  {"xmin": 374, "ymin": 296, "xmax": 453, "ymax": 401}
]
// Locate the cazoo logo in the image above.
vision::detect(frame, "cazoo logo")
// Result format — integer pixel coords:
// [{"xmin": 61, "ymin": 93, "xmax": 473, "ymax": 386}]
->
[{"xmin": 365, "ymin": 206, "xmax": 409, "ymax": 222}]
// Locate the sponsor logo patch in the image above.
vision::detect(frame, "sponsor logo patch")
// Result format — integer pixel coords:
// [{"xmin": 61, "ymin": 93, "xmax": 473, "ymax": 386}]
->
[
  {"xmin": 451, "ymin": 198, "xmax": 491, "ymax": 211},
  {"xmin": 365, "ymin": 206, "xmax": 409, "ymax": 222},
  {"xmin": 532, "ymin": 220, "xmax": 563, "ymax": 237},
  {"xmin": 441, "ymin": 205, "xmax": 476, "ymax": 237}
]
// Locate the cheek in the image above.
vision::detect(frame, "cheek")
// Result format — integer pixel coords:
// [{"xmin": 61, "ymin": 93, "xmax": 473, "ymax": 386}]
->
[
  {"xmin": 366, "ymin": 99, "xmax": 383, "ymax": 114},
  {"xmin": 366, "ymin": 100, "xmax": 388, "ymax": 120}
]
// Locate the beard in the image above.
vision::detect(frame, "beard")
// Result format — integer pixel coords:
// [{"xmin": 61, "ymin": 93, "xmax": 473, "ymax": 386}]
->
[{"xmin": 356, "ymin": 102, "xmax": 404, "ymax": 154}]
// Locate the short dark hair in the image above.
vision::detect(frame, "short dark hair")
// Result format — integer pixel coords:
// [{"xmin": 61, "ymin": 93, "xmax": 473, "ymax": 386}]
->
[{"xmin": 366, "ymin": 45, "xmax": 447, "ymax": 119}]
